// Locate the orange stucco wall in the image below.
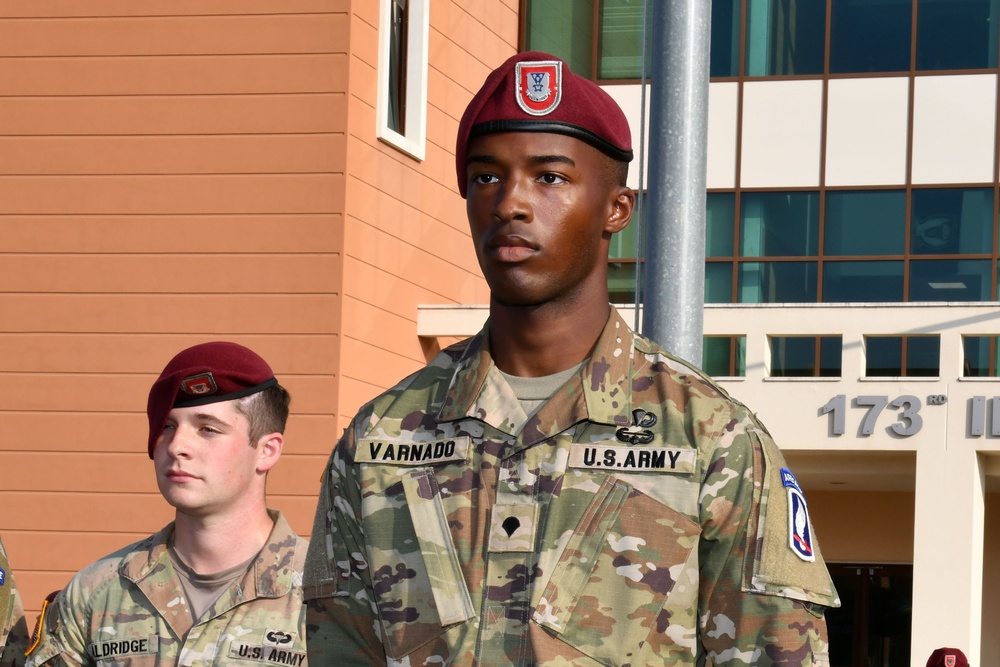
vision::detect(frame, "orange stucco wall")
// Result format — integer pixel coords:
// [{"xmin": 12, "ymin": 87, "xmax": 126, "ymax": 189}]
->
[{"xmin": 0, "ymin": 0, "xmax": 511, "ymax": 620}]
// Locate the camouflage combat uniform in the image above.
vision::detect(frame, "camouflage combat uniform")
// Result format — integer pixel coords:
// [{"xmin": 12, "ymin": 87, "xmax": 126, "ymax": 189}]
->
[
  {"xmin": 27, "ymin": 511, "xmax": 308, "ymax": 667},
  {"xmin": 304, "ymin": 308, "xmax": 840, "ymax": 666},
  {"xmin": 0, "ymin": 536, "xmax": 27, "ymax": 667}
]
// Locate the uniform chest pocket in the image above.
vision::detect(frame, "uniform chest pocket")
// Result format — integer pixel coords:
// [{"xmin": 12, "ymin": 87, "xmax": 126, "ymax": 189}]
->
[
  {"xmin": 364, "ymin": 467, "xmax": 475, "ymax": 660},
  {"xmin": 532, "ymin": 475, "xmax": 700, "ymax": 666}
]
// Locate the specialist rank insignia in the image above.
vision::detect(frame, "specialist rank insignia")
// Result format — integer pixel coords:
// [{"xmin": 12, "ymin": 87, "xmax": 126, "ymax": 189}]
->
[
  {"xmin": 515, "ymin": 60, "xmax": 562, "ymax": 116},
  {"xmin": 781, "ymin": 468, "xmax": 815, "ymax": 562}
]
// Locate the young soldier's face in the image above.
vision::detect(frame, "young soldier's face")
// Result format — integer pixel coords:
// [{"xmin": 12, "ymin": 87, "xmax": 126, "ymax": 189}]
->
[
  {"xmin": 153, "ymin": 399, "xmax": 264, "ymax": 518},
  {"xmin": 465, "ymin": 132, "xmax": 632, "ymax": 308}
]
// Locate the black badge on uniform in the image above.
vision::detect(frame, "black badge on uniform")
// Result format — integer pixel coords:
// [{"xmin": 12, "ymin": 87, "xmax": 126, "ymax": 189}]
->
[
  {"xmin": 501, "ymin": 517, "xmax": 521, "ymax": 537},
  {"xmin": 615, "ymin": 408, "xmax": 657, "ymax": 444},
  {"xmin": 180, "ymin": 372, "xmax": 218, "ymax": 397}
]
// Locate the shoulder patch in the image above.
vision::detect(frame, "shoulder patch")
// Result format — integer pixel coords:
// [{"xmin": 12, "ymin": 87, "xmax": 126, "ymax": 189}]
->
[
  {"xmin": 356, "ymin": 437, "xmax": 470, "ymax": 466},
  {"xmin": 782, "ymin": 468, "xmax": 815, "ymax": 562}
]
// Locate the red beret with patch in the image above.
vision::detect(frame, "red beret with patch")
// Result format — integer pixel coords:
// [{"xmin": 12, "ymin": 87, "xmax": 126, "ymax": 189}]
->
[
  {"xmin": 145, "ymin": 341, "xmax": 277, "ymax": 458},
  {"xmin": 456, "ymin": 50, "xmax": 633, "ymax": 197},
  {"xmin": 926, "ymin": 648, "xmax": 969, "ymax": 667}
]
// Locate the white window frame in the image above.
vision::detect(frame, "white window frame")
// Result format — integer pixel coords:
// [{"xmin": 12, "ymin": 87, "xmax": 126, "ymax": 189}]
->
[{"xmin": 377, "ymin": 0, "xmax": 430, "ymax": 160}]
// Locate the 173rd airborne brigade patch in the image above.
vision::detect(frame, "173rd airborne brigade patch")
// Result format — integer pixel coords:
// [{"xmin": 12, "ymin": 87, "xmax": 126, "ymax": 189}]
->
[{"xmin": 782, "ymin": 468, "xmax": 815, "ymax": 562}]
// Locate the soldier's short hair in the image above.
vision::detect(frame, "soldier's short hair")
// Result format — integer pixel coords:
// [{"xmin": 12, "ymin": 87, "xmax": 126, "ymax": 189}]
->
[{"xmin": 234, "ymin": 383, "xmax": 291, "ymax": 446}]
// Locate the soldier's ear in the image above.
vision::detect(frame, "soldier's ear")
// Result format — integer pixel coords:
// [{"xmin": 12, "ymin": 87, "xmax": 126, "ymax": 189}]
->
[
  {"xmin": 604, "ymin": 186, "xmax": 635, "ymax": 236},
  {"xmin": 255, "ymin": 433, "xmax": 283, "ymax": 473}
]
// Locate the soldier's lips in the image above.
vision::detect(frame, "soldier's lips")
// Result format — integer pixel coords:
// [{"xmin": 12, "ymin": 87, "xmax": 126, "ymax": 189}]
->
[
  {"xmin": 490, "ymin": 245, "xmax": 535, "ymax": 262},
  {"xmin": 165, "ymin": 470, "xmax": 198, "ymax": 481}
]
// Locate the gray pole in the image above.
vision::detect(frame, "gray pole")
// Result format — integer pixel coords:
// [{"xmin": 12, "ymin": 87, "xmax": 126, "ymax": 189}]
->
[{"xmin": 640, "ymin": 0, "xmax": 711, "ymax": 367}]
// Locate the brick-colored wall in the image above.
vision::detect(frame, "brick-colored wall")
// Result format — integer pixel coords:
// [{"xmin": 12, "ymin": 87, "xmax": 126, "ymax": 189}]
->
[{"xmin": 0, "ymin": 0, "xmax": 349, "ymax": 617}]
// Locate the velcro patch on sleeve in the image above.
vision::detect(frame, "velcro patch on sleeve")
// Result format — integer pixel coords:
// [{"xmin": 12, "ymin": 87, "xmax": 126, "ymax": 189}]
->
[
  {"xmin": 568, "ymin": 443, "xmax": 694, "ymax": 473},
  {"xmin": 781, "ymin": 468, "xmax": 816, "ymax": 562},
  {"xmin": 356, "ymin": 437, "xmax": 470, "ymax": 466}
]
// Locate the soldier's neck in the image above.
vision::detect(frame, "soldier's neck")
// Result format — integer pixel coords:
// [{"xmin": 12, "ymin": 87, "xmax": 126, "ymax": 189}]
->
[{"xmin": 170, "ymin": 504, "xmax": 274, "ymax": 575}]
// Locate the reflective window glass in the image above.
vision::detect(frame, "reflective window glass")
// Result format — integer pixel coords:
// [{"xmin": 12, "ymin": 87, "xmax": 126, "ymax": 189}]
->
[
  {"xmin": 909, "ymin": 259, "xmax": 993, "ymax": 301},
  {"xmin": 706, "ymin": 262, "xmax": 734, "ymax": 303},
  {"xmin": 740, "ymin": 192, "xmax": 819, "ymax": 257},
  {"xmin": 526, "ymin": 0, "xmax": 595, "ymax": 77},
  {"xmin": 609, "ymin": 206, "xmax": 639, "ymax": 259},
  {"xmin": 906, "ymin": 336, "xmax": 941, "ymax": 376},
  {"xmin": 707, "ymin": 192, "xmax": 736, "ymax": 257},
  {"xmin": 866, "ymin": 336, "xmax": 903, "ymax": 376},
  {"xmin": 911, "ymin": 188, "xmax": 993, "ymax": 256},
  {"xmin": 831, "ymin": 0, "xmax": 912, "ymax": 73},
  {"xmin": 963, "ymin": 335, "xmax": 1000, "ymax": 377},
  {"xmin": 598, "ymin": 0, "xmax": 650, "ymax": 79},
  {"xmin": 917, "ymin": 0, "xmax": 1000, "ymax": 70},
  {"xmin": 738, "ymin": 261, "xmax": 818, "ymax": 303},
  {"xmin": 711, "ymin": 0, "xmax": 741, "ymax": 77},
  {"xmin": 770, "ymin": 336, "xmax": 842, "ymax": 377},
  {"xmin": 608, "ymin": 261, "xmax": 638, "ymax": 304},
  {"xmin": 822, "ymin": 261, "xmax": 905, "ymax": 302},
  {"xmin": 825, "ymin": 190, "xmax": 906, "ymax": 256},
  {"xmin": 703, "ymin": 335, "xmax": 746, "ymax": 376},
  {"xmin": 745, "ymin": 0, "xmax": 826, "ymax": 76},
  {"xmin": 865, "ymin": 335, "xmax": 941, "ymax": 376}
]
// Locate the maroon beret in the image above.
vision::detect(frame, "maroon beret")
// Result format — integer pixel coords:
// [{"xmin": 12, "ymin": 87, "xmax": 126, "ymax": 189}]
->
[
  {"xmin": 926, "ymin": 648, "xmax": 969, "ymax": 667},
  {"xmin": 145, "ymin": 341, "xmax": 277, "ymax": 458},
  {"xmin": 456, "ymin": 50, "xmax": 633, "ymax": 197}
]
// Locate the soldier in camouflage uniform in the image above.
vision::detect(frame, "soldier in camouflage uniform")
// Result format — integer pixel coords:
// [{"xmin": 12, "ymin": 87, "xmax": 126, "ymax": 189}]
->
[
  {"xmin": 1, "ymin": 536, "xmax": 27, "ymax": 667},
  {"xmin": 27, "ymin": 343, "xmax": 308, "ymax": 667},
  {"xmin": 303, "ymin": 51, "xmax": 840, "ymax": 665}
]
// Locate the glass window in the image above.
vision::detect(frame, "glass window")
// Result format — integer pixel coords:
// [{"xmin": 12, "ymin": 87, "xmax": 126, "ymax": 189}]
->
[
  {"xmin": 745, "ymin": 0, "xmax": 826, "ymax": 76},
  {"xmin": 865, "ymin": 335, "xmax": 940, "ymax": 376},
  {"xmin": 707, "ymin": 192, "xmax": 736, "ymax": 257},
  {"xmin": 711, "ymin": 0, "xmax": 741, "ymax": 77},
  {"xmin": 377, "ymin": 0, "xmax": 429, "ymax": 159},
  {"xmin": 830, "ymin": 0, "xmax": 912, "ymax": 73},
  {"xmin": 740, "ymin": 192, "xmax": 819, "ymax": 257},
  {"xmin": 917, "ymin": 0, "xmax": 1000, "ymax": 70},
  {"xmin": 822, "ymin": 261, "xmax": 905, "ymax": 302},
  {"xmin": 963, "ymin": 335, "xmax": 1000, "ymax": 376},
  {"xmin": 598, "ymin": 0, "xmax": 651, "ymax": 79},
  {"xmin": 525, "ymin": 0, "xmax": 595, "ymax": 78},
  {"xmin": 909, "ymin": 259, "xmax": 993, "ymax": 301},
  {"xmin": 911, "ymin": 188, "xmax": 993, "ymax": 256},
  {"xmin": 608, "ymin": 261, "xmax": 639, "ymax": 303},
  {"xmin": 706, "ymin": 262, "xmax": 734, "ymax": 303},
  {"xmin": 703, "ymin": 335, "xmax": 746, "ymax": 377},
  {"xmin": 770, "ymin": 336, "xmax": 843, "ymax": 377},
  {"xmin": 739, "ymin": 261, "xmax": 818, "ymax": 303},
  {"xmin": 610, "ymin": 206, "xmax": 640, "ymax": 259},
  {"xmin": 825, "ymin": 190, "xmax": 906, "ymax": 256}
]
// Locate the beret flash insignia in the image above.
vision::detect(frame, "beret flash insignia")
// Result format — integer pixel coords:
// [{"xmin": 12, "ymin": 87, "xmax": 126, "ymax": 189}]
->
[
  {"xmin": 515, "ymin": 60, "xmax": 562, "ymax": 116},
  {"xmin": 180, "ymin": 372, "xmax": 217, "ymax": 397}
]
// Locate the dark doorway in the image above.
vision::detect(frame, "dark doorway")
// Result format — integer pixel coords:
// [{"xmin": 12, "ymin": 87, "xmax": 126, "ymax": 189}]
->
[{"xmin": 827, "ymin": 563, "xmax": 912, "ymax": 667}]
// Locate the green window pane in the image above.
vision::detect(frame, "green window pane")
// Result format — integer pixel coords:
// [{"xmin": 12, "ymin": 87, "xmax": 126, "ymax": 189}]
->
[
  {"xmin": 525, "ymin": 0, "xmax": 595, "ymax": 77},
  {"xmin": 906, "ymin": 336, "xmax": 941, "ymax": 377},
  {"xmin": 866, "ymin": 336, "xmax": 903, "ymax": 377},
  {"xmin": 909, "ymin": 259, "xmax": 992, "ymax": 302},
  {"xmin": 769, "ymin": 336, "xmax": 842, "ymax": 377},
  {"xmin": 738, "ymin": 261, "xmax": 817, "ymax": 303},
  {"xmin": 825, "ymin": 190, "xmax": 906, "ymax": 256},
  {"xmin": 963, "ymin": 335, "xmax": 1000, "ymax": 377},
  {"xmin": 745, "ymin": 0, "xmax": 826, "ymax": 76},
  {"xmin": 822, "ymin": 261, "xmax": 904, "ymax": 302},
  {"xmin": 598, "ymin": 0, "xmax": 651, "ymax": 79},
  {"xmin": 707, "ymin": 192, "xmax": 736, "ymax": 257},
  {"xmin": 740, "ymin": 192, "xmax": 819, "ymax": 257},
  {"xmin": 917, "ymin": 0, "xmax": 1000, "ymax": 71},
  {"xmin": 711, "ymin": 0, "xmax": 741, "ymax": 77},
  {"xmin": 830, "ymin": 0, "xmax": 912, "ymax": 74},
  {"xmin": 607, "ymin": 261, "xmax": 638, "ymax": 304},
  {"xmin": 706, "ymin": 262, "xmax": 734, "ymax": 303},
  {"xmin": 911, "ymin": 188, "xmax": 993, "ymax": 256},
  {"xmin": 609, "ymin": 210, "xmax": 639, "ymax": 259},
  {"xmin": 703, "ymin": 336, "xmax": 746, "ymax": 377}
]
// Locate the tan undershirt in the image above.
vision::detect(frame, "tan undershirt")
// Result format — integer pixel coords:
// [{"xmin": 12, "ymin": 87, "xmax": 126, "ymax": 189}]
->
[
  {"xmin": 169, "ymin": 545, "xmax": 257, "ymax": 622},
  {"xmin": 498, "ymin": 361, "xmax": 585, "ymax": 418}
]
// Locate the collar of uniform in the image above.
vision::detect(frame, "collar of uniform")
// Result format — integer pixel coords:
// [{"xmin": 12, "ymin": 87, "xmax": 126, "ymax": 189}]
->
[
  {"xmin": 119, "ymin": 509, "xmax": 300, "ymax": 601},
  {"xmin": 436, "ymin": 307, "xmax": 634, "ymax": 431}
]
